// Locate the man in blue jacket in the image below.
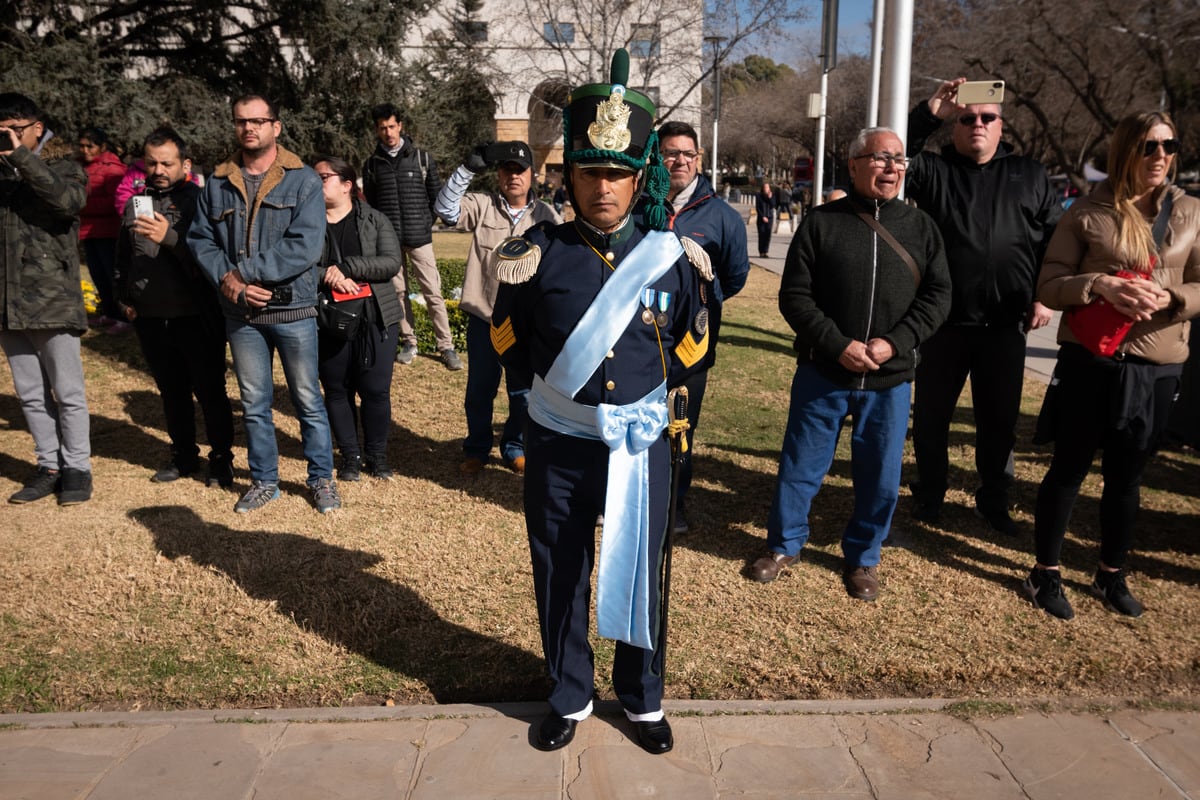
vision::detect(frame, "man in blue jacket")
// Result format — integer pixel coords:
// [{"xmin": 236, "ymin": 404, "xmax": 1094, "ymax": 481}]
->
[
  {"xmin": 187, "ymin": 94, "xmax": 339, "ymax": 514},
  {"xmin": 658, "ymin": 121, "xmax": 749, "ymax": 533}
]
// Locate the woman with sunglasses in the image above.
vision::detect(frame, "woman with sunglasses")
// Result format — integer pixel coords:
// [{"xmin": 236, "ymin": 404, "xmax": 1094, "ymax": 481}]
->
[
  {"xmin": 1026, "ymin": 112, "xmax": 1200, "ymax": 620},
  {"xmin": 313, "ymin": 155, "xmax": 403, "ymax": 482}
]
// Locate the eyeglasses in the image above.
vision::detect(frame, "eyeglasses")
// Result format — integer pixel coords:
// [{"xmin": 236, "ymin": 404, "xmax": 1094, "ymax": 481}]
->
[
  {"xmin": 662, "ymin": 149, "xmax": 701, "ymax": 163},
  {"xmin": 958, "ymin": 113, "xmax": 1000, "ymax": 126},
  {"xmin": 233, "ymin": 117, "xmax": 277, "ymax": 128},
  {"xmin": 1142, "ymin": 138, "xmax": 1180, "ymax": 157},
  {"xmin": 853, "ymin": 152, "xmax": 908, "ymax": 168},
  {"xmin": 317, "ymin": 172, "xmax": 341, "ymax": 183},
  {"xmin": 3, "ymin": 121, "xmax": 38, "ymax": 138}
]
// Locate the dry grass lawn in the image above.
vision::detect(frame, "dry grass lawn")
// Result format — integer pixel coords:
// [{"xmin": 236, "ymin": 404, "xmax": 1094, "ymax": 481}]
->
[{"xmin": 2, "ymin": 259, "xmax": 1198, "ymax": 713}]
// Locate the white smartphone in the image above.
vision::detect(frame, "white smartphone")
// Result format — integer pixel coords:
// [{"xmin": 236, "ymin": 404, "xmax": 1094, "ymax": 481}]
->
[
  {"xmin": 132, "ymin": 195, "xmax": 154, "ymax": 219},
  {"xmin": 956, "ymin": 80, "xmax": 1005, "ymax": 105}
]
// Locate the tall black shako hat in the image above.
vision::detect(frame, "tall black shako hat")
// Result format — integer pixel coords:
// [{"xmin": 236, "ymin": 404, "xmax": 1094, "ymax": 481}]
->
[{"xmin": 563, "ymin": 49, "xmax": 671, "ymax": 231}]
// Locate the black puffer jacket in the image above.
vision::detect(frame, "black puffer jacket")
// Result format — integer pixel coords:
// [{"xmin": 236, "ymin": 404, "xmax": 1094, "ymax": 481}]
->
[
  {"xmin": 906, "ymin": 102, "xmax": 1061, "ymax": 326},
  {"xmin": 319, "ymin": 202, "xmax": 404, "ymax": 329},
  {"xmin": 362, "ymin": 138, "xmax": 442, "ymax": 248}
]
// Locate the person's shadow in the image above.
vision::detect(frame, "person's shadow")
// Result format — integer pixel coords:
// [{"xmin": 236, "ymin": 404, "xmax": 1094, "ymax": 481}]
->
[{"xmin": 131, "ymin": 505, "xmax": 548, "ymax": 703}]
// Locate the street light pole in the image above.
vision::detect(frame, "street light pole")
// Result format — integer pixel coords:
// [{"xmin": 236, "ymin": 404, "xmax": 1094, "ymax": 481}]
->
[{"xmin": 703, "ymin": 35, "xmax": 727, "ymax": 190}]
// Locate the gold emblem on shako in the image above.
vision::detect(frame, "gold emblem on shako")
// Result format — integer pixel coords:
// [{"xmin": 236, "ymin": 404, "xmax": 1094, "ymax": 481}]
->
[{"xmin": 588, "ymin": 85, "xmax": 633, "ymax": 152}]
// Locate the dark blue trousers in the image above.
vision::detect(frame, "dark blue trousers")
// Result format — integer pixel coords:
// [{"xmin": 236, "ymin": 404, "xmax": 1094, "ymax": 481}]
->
[{"xmin": 523, "ymin": 420, "xmax": 670, "ymax": 717}]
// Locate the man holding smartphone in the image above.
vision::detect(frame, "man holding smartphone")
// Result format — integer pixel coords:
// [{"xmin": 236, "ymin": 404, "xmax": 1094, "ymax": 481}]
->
[
  {"xmin": 906, "ymin": 77, "xmax": 1062, "ymax": 534},
  {"xmin": 115, "ymin": 127, "xmax": 235, "ymax": 489},
  {"xmin": 0, "ymin": 93, "xmax": 94, "ymax": 505}
]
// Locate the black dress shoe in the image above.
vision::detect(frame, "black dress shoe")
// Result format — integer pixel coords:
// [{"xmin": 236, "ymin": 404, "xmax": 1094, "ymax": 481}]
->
[
  {"xmin": 534, "ymin": 714, "xmax": 577, "ymax": 751},
  {"xmin": 634, "ymin": 718, "xmax": 673, "ymax": 754}
]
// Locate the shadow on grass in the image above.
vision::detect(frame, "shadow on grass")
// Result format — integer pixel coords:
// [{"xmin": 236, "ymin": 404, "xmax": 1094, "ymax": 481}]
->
[{"xmin": 133, "ymin": 504, "xmax": 548, "ymax": 703}]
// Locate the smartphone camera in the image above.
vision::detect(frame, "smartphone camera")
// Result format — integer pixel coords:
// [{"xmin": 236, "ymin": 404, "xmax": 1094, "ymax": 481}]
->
[{"xmin": 269, "ymin": 285, "xmax": 293, "ymax": 306}]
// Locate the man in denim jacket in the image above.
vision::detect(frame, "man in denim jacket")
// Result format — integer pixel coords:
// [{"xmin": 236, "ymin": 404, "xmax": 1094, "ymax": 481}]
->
[{"xmin": 187, "ymin": 94, "xmax": 339, "ymax": 514}]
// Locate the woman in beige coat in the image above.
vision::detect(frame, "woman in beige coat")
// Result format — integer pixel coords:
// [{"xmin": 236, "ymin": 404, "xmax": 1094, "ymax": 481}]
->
[{"xmin": 1024, "ymin": 111, "xmax": 1200, "ymax": 620}]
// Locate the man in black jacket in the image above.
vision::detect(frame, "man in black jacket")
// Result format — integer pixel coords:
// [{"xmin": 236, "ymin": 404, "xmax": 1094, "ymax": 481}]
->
[
  {"xmin": 750, "ymin": 127, "xmax": 951, "ymax": 600},
  {"xmin": 906, "ymin": 78, "xmax": 1061, "ymax": 533},
  {"xmin": 362, "ymin": 104, "xmax": 460, "ymax": 370},
  {"xmin": 114, "ymin": 127, "xmax": 234, "ymax": 488}
]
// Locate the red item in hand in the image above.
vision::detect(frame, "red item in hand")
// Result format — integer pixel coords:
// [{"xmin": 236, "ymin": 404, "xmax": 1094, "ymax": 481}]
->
[
  {"xmin": 330, "ymin": 283, "xmax": 372, "ymax": 303},
  {"xmin": 1065, "ymin": 268, "xmax": 1150, "ymax": 357}
]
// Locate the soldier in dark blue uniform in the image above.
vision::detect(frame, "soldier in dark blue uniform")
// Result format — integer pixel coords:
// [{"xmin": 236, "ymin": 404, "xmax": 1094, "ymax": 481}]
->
[{"xmin": 491, "ymin": 51, "xmax": 713, "ymax": 755}]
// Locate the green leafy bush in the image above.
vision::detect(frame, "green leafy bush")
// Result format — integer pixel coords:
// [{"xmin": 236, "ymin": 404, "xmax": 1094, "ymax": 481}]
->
[{"xmin": 407, "ymin": 259, "xmax": 468, "ymax": 353}]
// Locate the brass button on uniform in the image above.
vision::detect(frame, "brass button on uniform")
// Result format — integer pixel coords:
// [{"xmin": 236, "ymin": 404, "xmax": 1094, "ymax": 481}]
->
[
  {"xmin": 605, "ymin": 380, "xmax": 616, "ymax": 390},
  {"xmin": 605, "ymin": 251, "xmax": 615, "ymax": 261},
  {"xmin": 606, "ymin": 350, "xmax": 615, "ymax": 359}
]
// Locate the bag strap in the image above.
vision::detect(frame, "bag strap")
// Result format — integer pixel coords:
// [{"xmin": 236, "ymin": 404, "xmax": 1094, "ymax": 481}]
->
[
  {"xmin": 1151, "ymin": 191, "xmax": 1174, "ymax": 251},
  {"xmin": 853, "ymin": 202, "xmax": 920, "ymax": 288}
]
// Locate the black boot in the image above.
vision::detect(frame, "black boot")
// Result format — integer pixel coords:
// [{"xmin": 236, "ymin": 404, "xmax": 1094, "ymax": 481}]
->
[
  {"xmin": 363, "ymin": 451, "xmax": 393, "ymax": 480},
  {"xmin": 338, "ymin": 453, "xmax": 362, "ymax": 482},
  {"xmin": 58, "ymin": 468, "xmax": 93, "ymax": 506},
  {"xmin": 207, "ymin": 452, "xmax": 235, "ymax": 489}
]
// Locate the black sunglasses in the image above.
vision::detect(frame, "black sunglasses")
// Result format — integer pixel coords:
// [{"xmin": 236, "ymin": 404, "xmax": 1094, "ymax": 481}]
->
[
  {"xmin": 1142, "ymin": 138, "xmax": 1180, "ymax": 157},
  {"xmin": 958, "ymin": 113, "xmax": 1000, "ymax": 126}
]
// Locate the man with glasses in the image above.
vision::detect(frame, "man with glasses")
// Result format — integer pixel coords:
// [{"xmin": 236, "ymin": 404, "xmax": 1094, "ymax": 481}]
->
[
  {"xmin": 906, "ymin": 77, "xmax": 1062, "ymax": 534},
  {"xmin": 0, "ymin": 93, "xmax": 94, "ymax": 505},
  {"xmin": 187, "ymin": 94, "xmax": 340, "ymax": 514},
  {"xmin": 655, "ymin": 120, "xmax": 749, "ymax": 533},
  {"xmin": 751, "ymin": 127, "xmax": 950, "ymax": 600}
]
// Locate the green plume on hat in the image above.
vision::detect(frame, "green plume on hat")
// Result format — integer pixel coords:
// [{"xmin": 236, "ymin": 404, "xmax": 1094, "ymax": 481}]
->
[{"xmin": 561, "ymin": 49, "xmax": 670, "ymax": 230}]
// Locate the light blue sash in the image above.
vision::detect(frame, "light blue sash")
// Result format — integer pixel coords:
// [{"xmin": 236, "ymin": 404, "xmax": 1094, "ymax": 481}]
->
[
  {"xmin": 531, "ymin": 229, "xmax": 683, "ymax": 650},
  {"xmin": 544, "ymin": 230, "xmax": 683, "ymax": 398}
]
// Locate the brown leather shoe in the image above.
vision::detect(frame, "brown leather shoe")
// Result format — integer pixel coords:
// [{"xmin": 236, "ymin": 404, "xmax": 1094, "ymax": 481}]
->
[
  {"xmin": 505, "ymin": 455, "xmax": 526, "ymax": 476},
  {"xmin": 460, "ymin": 457, "xmax": 485, "ymax": 475},
  {"xmin": 750, "ymin": 552, "xmax": 796, "ymax": 583},
  {"xmin": 843, "ymin": 565, "xmax": 880, "ymax": 601}
]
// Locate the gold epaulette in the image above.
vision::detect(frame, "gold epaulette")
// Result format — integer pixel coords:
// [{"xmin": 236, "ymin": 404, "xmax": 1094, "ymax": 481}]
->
[
  {"xmin": 494, "ymin": 237, "xmax": 541, "ymax": 284},
  {"xmin": 680, "ymin": 236, "xmax": 714, "ymax": 282}
]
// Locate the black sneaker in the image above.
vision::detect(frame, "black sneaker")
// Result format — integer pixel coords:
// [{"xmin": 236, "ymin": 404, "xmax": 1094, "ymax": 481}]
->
[
  {"xmin": 8, "ymin": 467, "xmax": 60, "ymax": 504},
  {"xmin": 1022, "ymin": 567, "xmax": 1074, "ymax": 620},
  {"xmin": 363, "ymin": 452, "xmax": 393, "ymax": 480},
  {"xmin": 1091, "ymin": 569, "xmax": 1144, "ymax": 618},
  {"xmin": 909, "ymin": 483, "xmax": 943, "ymax": 524},
  {"xmin": 975, "ymin": 505, "xmax": 1018, "ymax": 536},
  {"xmin": 206, "ymin": 454, "xmax": 235, "ymax": 489},
  {"xmin": 152, "ymin": 459, "xmax": 198, "ymax": 483},
  {"xmin": 912, "ymin": 498, "xmax": 942, "ymax": 524},
  {"xmin": 338, "ymin": 453, "xmax": 362, "ymax": 482},
  {"xmin": 58, "ymin": 468, "xmax": 93, "ymax": 506}
]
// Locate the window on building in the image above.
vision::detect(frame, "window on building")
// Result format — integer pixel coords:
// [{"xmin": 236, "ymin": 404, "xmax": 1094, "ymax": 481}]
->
[
  {"xmin": 544, "ymin": 21, "xmax": 575, "ymax": 44},
  {"xmin": 458, "ymin": 20, "xmax": 488, "ymax": 42},
  {"xmin": 629, "ymin": 24, "xmax": 660, "ymax": 58}
]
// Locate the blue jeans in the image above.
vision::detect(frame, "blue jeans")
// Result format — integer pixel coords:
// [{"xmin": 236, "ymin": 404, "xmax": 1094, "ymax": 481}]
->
[
  {"xmin": 226, "ymin": 317, "xmax": 333, "ymax": 486},
  {"xmin": 464, "ymin": 314, "xmax": 528, "ymax": 463},
  {"xmin": 767, "ymin": 364, "xmax": 911, "ymax": 567}
]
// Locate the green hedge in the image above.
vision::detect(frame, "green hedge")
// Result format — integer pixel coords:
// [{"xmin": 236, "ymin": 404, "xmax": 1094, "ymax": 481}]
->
[{"xmin": 407, "ymin": 258, "xmax": 469, "ymax": 353}]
